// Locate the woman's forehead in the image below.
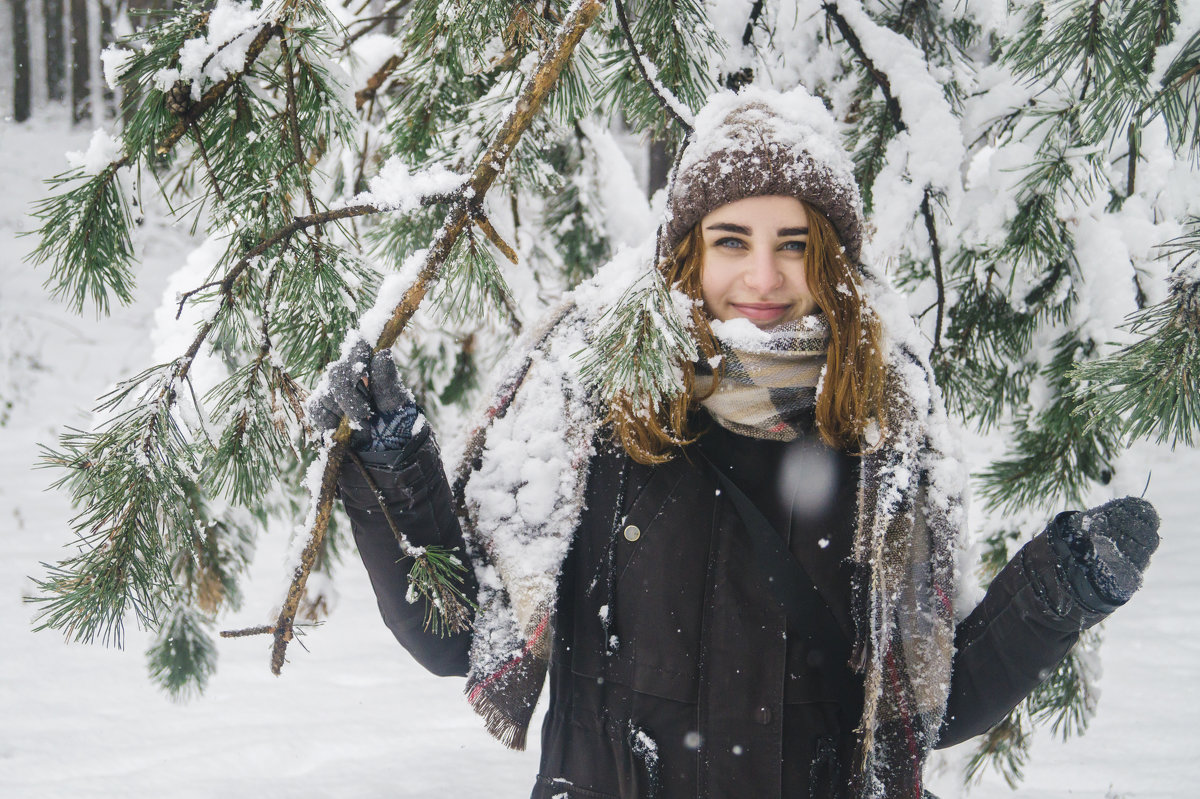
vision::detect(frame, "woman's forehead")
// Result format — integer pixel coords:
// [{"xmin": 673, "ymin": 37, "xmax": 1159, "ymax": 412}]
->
[{"xmin": 701, "ymin": 195, "xmax": 809, "ymax": 230}]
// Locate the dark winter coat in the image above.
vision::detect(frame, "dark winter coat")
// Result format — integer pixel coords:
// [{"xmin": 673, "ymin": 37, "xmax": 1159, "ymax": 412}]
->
[{"xmin": 341, "ymin": 413, "xmax": 1118, "ymax": 799}]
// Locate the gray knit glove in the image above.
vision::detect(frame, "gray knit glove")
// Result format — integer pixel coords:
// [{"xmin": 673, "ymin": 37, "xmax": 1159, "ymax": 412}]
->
[
  {"xmin": 1052, "ymin": 496, "xmax": 1160, "ymax": 609},
  {"xmin": 307, "ymin": 340, "xmax": 418, "ymax": 452}
]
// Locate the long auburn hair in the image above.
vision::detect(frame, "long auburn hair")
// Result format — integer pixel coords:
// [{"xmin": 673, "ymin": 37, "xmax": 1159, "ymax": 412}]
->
[{"xmin": 608, "ymin": 200, "xmax": 887, "ymax": 464}]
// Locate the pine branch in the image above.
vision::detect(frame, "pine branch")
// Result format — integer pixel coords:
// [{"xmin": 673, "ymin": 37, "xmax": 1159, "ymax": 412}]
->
[
  {"xmin": 26, "ymin": 19, "xmax": 283, "ymax": 315},
  {"xmin": 355, "ymin": 54, "xmax": 402, "ymax": 110},
  {"xmin": 473, "ymin": 209, "xmax": 519, "ymax": 265},
  {"xmin": 921, "ymin": 189, "xmax": 946, "ymax": 353},
  {"xmin": 26, "ymin": 163, "xmax": 135, "ymax": 315},
  {"xmin": 823, "ymin": 2, "xmax": 905, "ymax": 132},
  {"xmin": 1072, "ymin": 219, "xmax": 1200, "ymax": 447},
  {"xmin": 266, "ymin": 0, "xmax": 608, "ymax": 676},
  {"xmin": 155, "ymin": 22, "xmax": 284, "ymax": 158},
  {"xmin": 176, "ymin": 199, "xmax": 450, "ymax": 324},
  {"xmin": 824, "ymin": 1, "xmax": 947, "ymax": 348},
  {"xmin": 146, "ymin": 604, "xmax": 217, "ymax": 700},
  {"xmin": 580, "ymin": 266, "xmax": 696, "ymax": 409},
  {"xmin": 281, "ymin": 36, "xmax": 319, "ymax": 217},
  {"xmin": 595, "ymin": 0, "xmax": 714, "ymax": 142},
  {"xmin": 613, "ymin": 0, "xmax": 694, "ymax": 133}
]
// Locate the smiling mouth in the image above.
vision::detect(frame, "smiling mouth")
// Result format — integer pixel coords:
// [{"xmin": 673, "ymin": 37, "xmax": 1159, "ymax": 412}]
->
[{"xmin": 731, "ymin": 303, "xmax": 791, "ymax": 322}]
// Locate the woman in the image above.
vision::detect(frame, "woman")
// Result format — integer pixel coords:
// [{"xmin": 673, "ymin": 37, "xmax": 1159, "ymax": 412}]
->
[{"xmin": 314, "ymin": 87, "xmax": 1160, "ymax": 799}]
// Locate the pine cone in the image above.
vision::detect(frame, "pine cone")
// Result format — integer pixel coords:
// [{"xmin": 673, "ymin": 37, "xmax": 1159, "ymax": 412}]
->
[{"xmin": 166, "ymin": 80, "xmax": 194, "ymax": 116}]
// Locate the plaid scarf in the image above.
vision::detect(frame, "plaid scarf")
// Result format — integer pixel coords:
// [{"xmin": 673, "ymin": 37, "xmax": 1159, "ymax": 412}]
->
[{"xmin": 693, "ymin": 315, "xmax": 830, "ymax": 441}]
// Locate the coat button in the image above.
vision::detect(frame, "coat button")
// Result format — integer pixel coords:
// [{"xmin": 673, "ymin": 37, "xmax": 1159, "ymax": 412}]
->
[
  {"xmin": 753, "ymin": 706, "xmax": 772, "ymax": 725},
  {"xmin": 623, "ymin": 524, "xmax": 641, "ymax": 542}
]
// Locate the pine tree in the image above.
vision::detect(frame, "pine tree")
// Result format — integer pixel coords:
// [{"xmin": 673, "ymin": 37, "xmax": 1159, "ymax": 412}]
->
[{"xmin": 24, "ymin": 0, "xmax": 1200, "ymax": 786}]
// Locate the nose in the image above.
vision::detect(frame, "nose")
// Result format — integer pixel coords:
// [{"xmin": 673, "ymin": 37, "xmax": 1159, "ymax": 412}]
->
[{"xmin": 742, "ymin": 248, "xmax": 784, "ymax": 294}]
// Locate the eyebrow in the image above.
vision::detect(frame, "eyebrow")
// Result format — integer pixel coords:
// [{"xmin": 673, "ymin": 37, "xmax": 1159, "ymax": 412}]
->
[{"xmin": 704, "ymin": 223, "xmax": 809, "ymax": 236}]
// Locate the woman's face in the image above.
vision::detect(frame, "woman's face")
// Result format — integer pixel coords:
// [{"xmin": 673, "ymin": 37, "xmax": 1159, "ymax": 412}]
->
[{"xmin": 698, "ymin": 195, "xmax": 819, "ymax": 329}]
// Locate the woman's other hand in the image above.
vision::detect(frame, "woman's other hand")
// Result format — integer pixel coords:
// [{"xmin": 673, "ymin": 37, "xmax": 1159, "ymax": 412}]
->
[
  {"xmin": 1051, "ymin": 496, "xmax": 1161, "ymax": 610},
  {"xmin": 307, "ymin": 339, "xmax": 419, "ymax": 452}
]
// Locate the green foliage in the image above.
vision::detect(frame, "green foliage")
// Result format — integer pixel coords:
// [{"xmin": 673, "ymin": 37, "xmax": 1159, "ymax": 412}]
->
[
  {"xmin": 580, "ymin": 268, "xmax": 696, "ymax": 410},
  {"xmin": 147, "ymin": 605, "xmax": 218, "ymax": 699},
  {"xmin": 270, "ymin": 242, "xmax": 379, "ymax": 380},
  {"xmin": 32, "ymin": 368, "xmax": 203, "ymax": 645},
  {"xmin": 26, "ymin": 0, "xmax": 372, "ymax": 669},
  {"xmin": 1073, "ymin": 218, "xmax": 1200, "ymax": 446},
  {"xmin": 940, "ymin": 0, "xmax": 1181, "ymax": 511},
  {"xmin": 205, "ymin": 360, "xmax": 296, "ymax": 506},
  {"xmin": 431, "ymin": 224, "xmax": 517, "ymax": 327},
  {"xmin": 538, "ymin": 135, "xmax": 610, "ymax": 283},
  {"xmin": 406, "ymin": 545, "xmax": 475, "ymax": 637},
  {"xmin": 1153, "ymin": 29, "xmax": 1200, "ymax": 159},
  {"xmin": 117, "ymin": 4, "xmax": 213, "ymax": 161},
  {"xmin": 597, "ymin": 0, "xmax": 716, "ymax": 141},
  {"xmin": 26, "ymin": 165, "xmax": 135, "ymax": 315},
  {"xmin": 846, "ymin": 95, "xmax": 896, "ymax": 215},
  {"xmin": 979, "ymin": 334, "xmax": 1122, "ymax": 512}
]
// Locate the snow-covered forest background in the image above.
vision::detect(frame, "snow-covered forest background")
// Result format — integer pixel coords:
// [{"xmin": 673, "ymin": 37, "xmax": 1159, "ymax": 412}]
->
[{"xmin": 3, "ymin": 0, "xmax": 1200, "ymax": 795}]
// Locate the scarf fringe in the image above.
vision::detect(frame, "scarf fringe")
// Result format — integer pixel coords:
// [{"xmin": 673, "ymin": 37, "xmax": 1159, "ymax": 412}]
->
[{"xmin": 465, "ymin": 677, "xmax": 533, "ymax": 751}]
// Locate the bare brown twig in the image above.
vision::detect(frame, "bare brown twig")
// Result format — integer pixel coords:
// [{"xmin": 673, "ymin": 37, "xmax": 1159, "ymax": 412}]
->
[
  {"xmin": 473, "ymin": 210, "xmax": 519, "ymax": 264},
  {"xmin": 355, "ymin": 54, "xmax": 403, "ymax": 110},
  {"xmin": 281, "ymin": 37, "xmax": 318, "ymax": 217},
  {"xmin": 346, "ymin": 0, "xmax": 412, "ymax": 46},
  {"xmin": 220, "ymin": 624, "xmax": 275, "ymax": 638}
]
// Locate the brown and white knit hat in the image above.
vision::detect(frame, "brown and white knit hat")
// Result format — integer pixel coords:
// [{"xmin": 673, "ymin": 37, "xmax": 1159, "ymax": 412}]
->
[{"xmin": 662, "ymin": 86, "xmax": 865, "ymax": 262}]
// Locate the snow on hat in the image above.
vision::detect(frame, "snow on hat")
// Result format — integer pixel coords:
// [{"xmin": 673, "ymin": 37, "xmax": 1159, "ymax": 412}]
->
[{"xmin": 663, "ymin": 86, "xmax": 864, "ymax": 262}]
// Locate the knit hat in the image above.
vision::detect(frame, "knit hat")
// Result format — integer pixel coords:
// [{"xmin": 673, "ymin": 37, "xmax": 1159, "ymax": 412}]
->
[{"xmin": 662, "ymin": 86, "xmax": 865, "ymax": 262}]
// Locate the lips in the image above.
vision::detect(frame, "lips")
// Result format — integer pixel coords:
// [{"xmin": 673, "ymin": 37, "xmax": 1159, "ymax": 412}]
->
[{"xmin": 730, "ymin": 303, "xmax": 791, "ymax": 324}]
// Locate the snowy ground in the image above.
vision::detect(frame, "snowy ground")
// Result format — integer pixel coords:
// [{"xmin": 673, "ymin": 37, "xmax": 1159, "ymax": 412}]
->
[{"xmin": 1, "ymin": 115, "xmax": 1197, "ymax": 799}]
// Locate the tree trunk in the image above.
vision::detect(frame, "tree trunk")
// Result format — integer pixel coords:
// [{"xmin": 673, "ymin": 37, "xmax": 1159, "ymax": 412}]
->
[
  {"xmin": 44, "ymin": 0, "xmax": 64, "ymax": 100},
  {"xmin": 98, "ymin": 0, "xmax": 112, "ymax": 109},
  {"xmin": 648, "ymin": 137, "xmax": 672, "ymax": 197},
  {"xmin": 11, "ymin": 0, "xmax": 32, "ymax": 121},
  {"xmin": 86, "ymin": 0, "xmax": 101, "ymax": 119},
  {"xmin": 69, "ymin": 0, "xmax": 87, "ymax": 121},
  {"xmin": 27, "ymin": 0, "xmax": 47, "ymax": 109}
]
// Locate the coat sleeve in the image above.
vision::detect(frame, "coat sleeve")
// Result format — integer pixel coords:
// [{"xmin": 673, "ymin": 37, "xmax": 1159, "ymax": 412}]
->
[
  {"xmin": 936, "ymin": 513, "xmax": 1121, "ymax": 748},
  {"xmin": 338, "ymin": 424, "xmax": 476, "ymax": 677}
]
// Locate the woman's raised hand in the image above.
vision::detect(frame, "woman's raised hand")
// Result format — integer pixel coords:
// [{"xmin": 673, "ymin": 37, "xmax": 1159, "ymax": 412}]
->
[
  {"xmin": 1052, "ymin": 496, "xmax": 1161, "ymax": 608},
  {"xmin": 308, "ymin": 339, "xmax": 419, "ymax": 452}
]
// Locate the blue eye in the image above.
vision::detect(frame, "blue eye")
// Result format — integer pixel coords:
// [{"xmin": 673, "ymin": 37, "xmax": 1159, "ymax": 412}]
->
[
  {"xmin": 780, "ymin": 240, "xmax": 807, "ymax": 252},
  {"xmin": 714, "ymin": 237, "xmax": 746, "ymax": 249}
]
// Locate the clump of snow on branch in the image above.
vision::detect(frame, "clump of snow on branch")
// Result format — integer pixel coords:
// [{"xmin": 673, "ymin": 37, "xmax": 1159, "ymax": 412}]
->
[
  {"xmin": 148, "ymin": 235, "xmax": 235, "ymax": 427},
  {"xmin": 101, "ymin": 45, "xmax": 135, "ymax": 91},
  {"xmin": 352, "ymin": 157, "xmax": 466, "ymax": 213},
  {"xmin": 154, "ymin": 0, "xmax": 271, "ymax": 98},
  {"xmin": 355, "ymin": 248, "xmax": 429, "ymax": 346},
  {"xmin": 637, "ymin": 58, "xmax": 695, "ymax": 129},
  {"xmin": 65, "ymin": 130, "xmax": 123, "ymax": 175}
]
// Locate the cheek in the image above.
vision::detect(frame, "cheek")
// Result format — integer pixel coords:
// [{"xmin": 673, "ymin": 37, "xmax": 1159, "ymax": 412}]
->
[
  {"xmin": 698, "ymin": 260, "xmax": 728, "ymax": 310},
  {"xmin": 785, "ymin": 258, "xmax": 811, "ymax": 295}
]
